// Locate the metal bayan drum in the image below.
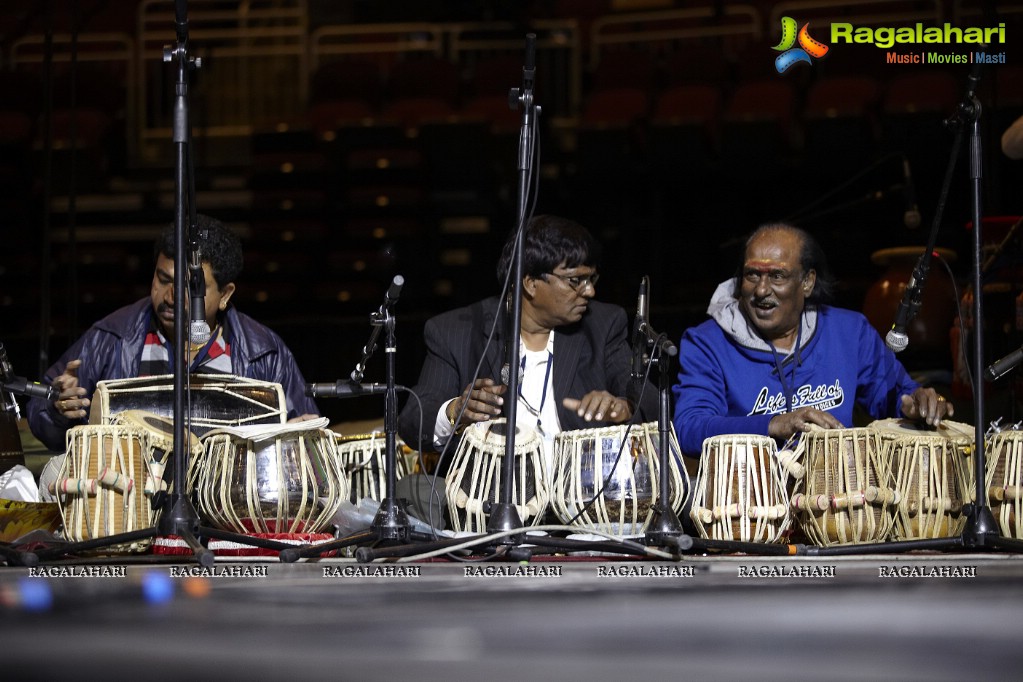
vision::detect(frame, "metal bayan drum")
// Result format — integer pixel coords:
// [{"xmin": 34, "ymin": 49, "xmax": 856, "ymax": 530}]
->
[
  {"xmin": 789, "ymin": 427, "xmax": 898, "ymax": 546},
  {"xmin": 871, "ymin": 418, "xmax": 974, "ymax": 540},
  {"xmin": 334, "ymin": 432, "xmax": 408, "ymax": 503},
  {"xmin": 193, "ymin": 417, "xmax": 348, "ymax": 534},
  {"xmin": 55, "ymin": 410, "xmax": 201, "ymax": 553},
  {"xmin": 986, "ymin": 429, "xmax": 1023, "ymax": 539},
  {"xmin": 551, "ymin": 422, "xmax": 688, "ymax": 536},
  {"xmin": 691, "ymin": 434, "xmax": 790, "ymax": 543},
  {"xmin": 445, "ymin": 419, "xmax": 549, "ymax": 534}
]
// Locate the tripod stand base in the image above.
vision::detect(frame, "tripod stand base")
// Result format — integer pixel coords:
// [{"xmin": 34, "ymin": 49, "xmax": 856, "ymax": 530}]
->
[
  {"xmin": 961, "ymin": 504, "xmax": 1000, "ymax": 547},
  {"xmin": 371, "ymin": 496, "xmax": 412, "ymax": 542},
  {"xmin": 485, "ymin": 503, "xmax": 523, "ymax": 535},
  {"xmin": 158, "ymin": 495, "xmax": 214, "ymax": 566},
  {"xmin": 644, "ymin": 505, "xmax": 693, "ymax": 552}
]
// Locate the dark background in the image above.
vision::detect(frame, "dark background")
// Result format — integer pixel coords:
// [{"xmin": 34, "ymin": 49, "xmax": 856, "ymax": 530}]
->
[{"xmin": 1, "ymin": 0, "xmax": 1021, "ymax": 435}]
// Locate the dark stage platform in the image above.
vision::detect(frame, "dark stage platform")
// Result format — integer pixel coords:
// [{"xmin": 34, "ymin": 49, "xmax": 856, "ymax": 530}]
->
[{"xmin": 3, "ymin": 550, "xmax": 1022, "ymax": 681}]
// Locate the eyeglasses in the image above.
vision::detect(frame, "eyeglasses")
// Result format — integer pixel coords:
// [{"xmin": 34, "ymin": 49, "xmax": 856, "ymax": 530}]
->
[{"xmin": 544, "ymin": 272, "xmax": 600, "ymax": 292}]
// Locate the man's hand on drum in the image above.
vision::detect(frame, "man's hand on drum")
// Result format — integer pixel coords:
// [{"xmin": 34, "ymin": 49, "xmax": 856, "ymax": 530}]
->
[
  {"xmin": 447, "ymin": 378, "xmax": 507, "ymax": 428},
  {"xmin": 51, "ymin": 359, "xmax": 89, "ymax": 420},
  {"xmin": 768, "ymin": 406, "xmax": 843, "ymax": 440},
  {"xmin": 900, "ymin": 387, "xmax": 953, "ymax": 427},
  {"xmin": 562, "ymin": 390, "xmax": 632, "ymax": 424}
]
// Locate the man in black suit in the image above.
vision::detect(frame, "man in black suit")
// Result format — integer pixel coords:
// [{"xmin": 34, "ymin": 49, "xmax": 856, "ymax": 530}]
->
[{"xmin": 397, "ymin": 215, "xmax": 657, "ymax": 469}]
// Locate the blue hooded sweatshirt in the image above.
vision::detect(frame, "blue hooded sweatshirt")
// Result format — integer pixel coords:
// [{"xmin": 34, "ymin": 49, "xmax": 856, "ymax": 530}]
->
[{"xmin": 672, "ymin": 279, "xmax": 919, "ymax": 456}]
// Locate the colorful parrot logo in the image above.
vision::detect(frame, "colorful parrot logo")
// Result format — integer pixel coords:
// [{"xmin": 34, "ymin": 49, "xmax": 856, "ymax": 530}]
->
[{"xmin": 772, "ymin": 17, "xmax": 830, "ymax": 73}]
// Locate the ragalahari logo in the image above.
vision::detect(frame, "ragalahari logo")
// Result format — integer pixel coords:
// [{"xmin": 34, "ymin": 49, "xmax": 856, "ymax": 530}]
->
[{"xmin": 772, "ymin": 17, "xmax": 829, "ymax": 73}]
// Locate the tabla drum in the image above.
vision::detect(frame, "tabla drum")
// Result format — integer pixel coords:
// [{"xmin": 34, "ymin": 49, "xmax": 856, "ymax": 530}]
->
[
  {"xmin": 986, "ymin": 429, "xmax": 1023, "ymax": 539},
  {"xmin": 691, "ymin": 434, "xmax": 790, "ymax": 543},
  {"xmin": 444, "ymin": 419, "xmax": 549, "ymax": 534},
  {"xmin": 789, "ymin": 427, "xmax": 898, "ymax": 546},
  {"xmin": 192, "ymin": 417, "xmax": 348, "ymax": 534},
  {"xmin": 550, "ymin": 422, "xmax": 688, "ymax": 536},
  {"xmin": 54, "ymin": 410, "xmax": 201, "ymax": 553},
  {"xmin": 334, "ymin": 432, "xmax": 409, "ymax": 503},
  {"xmin": 870, "ymin": 419, "xmax": 974, "ymax": 540}
]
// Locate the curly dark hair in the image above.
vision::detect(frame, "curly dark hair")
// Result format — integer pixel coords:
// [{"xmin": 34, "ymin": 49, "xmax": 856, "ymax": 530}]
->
[
  {"xmin": 732, "ymin": 222, "xmax": 836, "ymax": 306},
  {"xmin": 496, "ymin": 214, "xmax": 600, "ymax": 284},
  {"xmin": 155, "ymin": 214, "xmax": 243, "ymax": 290}
]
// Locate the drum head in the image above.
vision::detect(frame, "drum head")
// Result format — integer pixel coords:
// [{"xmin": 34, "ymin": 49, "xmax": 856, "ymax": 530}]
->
[
  {"xmin": 114, "ymin": 409, "xmax": 201, "ymax": 454},
  {"xmin": 463, "ymin": 419, "xmax": 541, "ymax": 453},
  {"xmin": 870, "ymin": 418, "xmax": 973, "ymax": 442}
]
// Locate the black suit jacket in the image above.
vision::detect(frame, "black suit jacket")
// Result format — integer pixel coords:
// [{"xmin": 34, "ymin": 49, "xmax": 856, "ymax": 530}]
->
[{"xmin": 398, "ymin": 296, "xmax": 658, "ymax": 454}]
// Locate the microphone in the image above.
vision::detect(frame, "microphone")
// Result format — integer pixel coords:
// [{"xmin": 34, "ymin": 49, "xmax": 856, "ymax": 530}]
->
[
  {"xmin": 174, "ymin": 0, "xmax": 189, "ymax": 44},
  {"xmin": 884, "ymin": 255, "xmax": 930, "ymax": 353},
  {"xmin": 901, "ymin": 157, "xmax": 921, "ymax": 229},
  {"xmin": 632, "ymin": 276, "xmax": 649, "ymax": 380},
  {"xmin": 0, "ymin": 343, "xmax": 57, "ymax": 402},
  {"xmin": 986, "ymin": 345, "xmax": 1023, "ymax": 382},
  {"xmin": 381, "ymin": 275, "xmax": 404, "ymax": 313},
  {"xmin": 188, "ymin": 249, "xmax": 210, "ymax": 346},
  {"xmin": 306, "ymin": 382, "xmax": 390, "ymax": 398},
  {"xmin": 522, "ymin": 33, "xmax": 536, "ymax": 93},
  {"xmin": 2, "ymin": 376, "xmax": 59, "ymax": 402}
]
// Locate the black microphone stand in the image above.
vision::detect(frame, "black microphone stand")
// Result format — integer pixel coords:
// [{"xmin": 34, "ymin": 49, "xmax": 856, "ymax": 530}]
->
[
  {"xmin": 154, "ymin": 0, "xmax": 212, "ymax": 565},
  {"xmin": 352, "ymin": 36, "xmax": 670, "ymax": 565},
  {"xmin": 27, "ymin": 1, "xmax": 215, "ymax": 565},
  {"xmin": 26, "ymin": 2, "xmax": 305, "ymax": 565},
  {"xmin": 954, "ymin": 64, "xmax": 1019, "ymax": 550},
  {"xmin": 349, "ymin": 36, "xmax": 544, "ymax": 563},
  {"xmin": 635, "ymin": 313, "xmax": 692, "ymax": 551},
  {"xmin": 804, "ymin": 63, "xmax": 1023, "ymax": 558},
  {"xmin": 279, "ymin": 277, "xmax": 441, "ymax": 562},
  {"xmin": 632, "ymin": 290, "xmax": 794, "ymax": 557},
  {"xmin": 626, "ymin": 278, "xmax": 690, "ymax": 549},
  {"xmin": 484, "ymin": 33, "xmax": 538, "ymax": 536}
]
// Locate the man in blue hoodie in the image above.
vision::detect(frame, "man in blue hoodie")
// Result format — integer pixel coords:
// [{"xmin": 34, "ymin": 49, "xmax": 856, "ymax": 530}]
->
[{"xmin": 672, "ymin": 222, "xmax": 953, "ymax": 456}]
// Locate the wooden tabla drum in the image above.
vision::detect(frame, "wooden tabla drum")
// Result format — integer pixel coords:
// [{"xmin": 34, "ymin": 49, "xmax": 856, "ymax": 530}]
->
[
  {"xmin": 193, "ymin": 417, "xmax": 348, "ymax": 534},
  {"xmin": 986, "ymin": 429, "xmax": 1023, "ymax": 539},
  {"xmin": 55, "ymin": 410, "xmax": 200, "ymax": 553},
  {"xmin": 691, "ymin": 434, "xmax": 790, "ymax": 543},
  {"xmin": 444, "ymin": 419, "xmax": 549, "ymax": 534},
  {"xmin": 334, "ymin": 432, "xmax": 409, "ymax": 503},
  {"xmin": 550, "ymin": 422, "xmax": 688, "ymax": 536},
  {"xmin": 789, "ymin": 427, "xmax": 898, "ymax": 546},
  {"xmin": 871, "ymin": 418, "xmax": 974, "ymax": 540}
]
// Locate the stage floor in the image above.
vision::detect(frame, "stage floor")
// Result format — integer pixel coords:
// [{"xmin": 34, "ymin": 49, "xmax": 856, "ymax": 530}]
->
[{"xmin": 3, "ymin": 546, "xmax": 1023, "ymax": 681}]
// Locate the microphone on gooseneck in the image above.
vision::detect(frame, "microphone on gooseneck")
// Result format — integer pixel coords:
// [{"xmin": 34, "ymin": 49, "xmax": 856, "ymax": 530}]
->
[
  {"xmin": 885, "ymin": 256, "xmax": 930, "ymax": 353},
  {"xmin": 632, "ymin": 276, "xmax": 649, "ymax": 381}
]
